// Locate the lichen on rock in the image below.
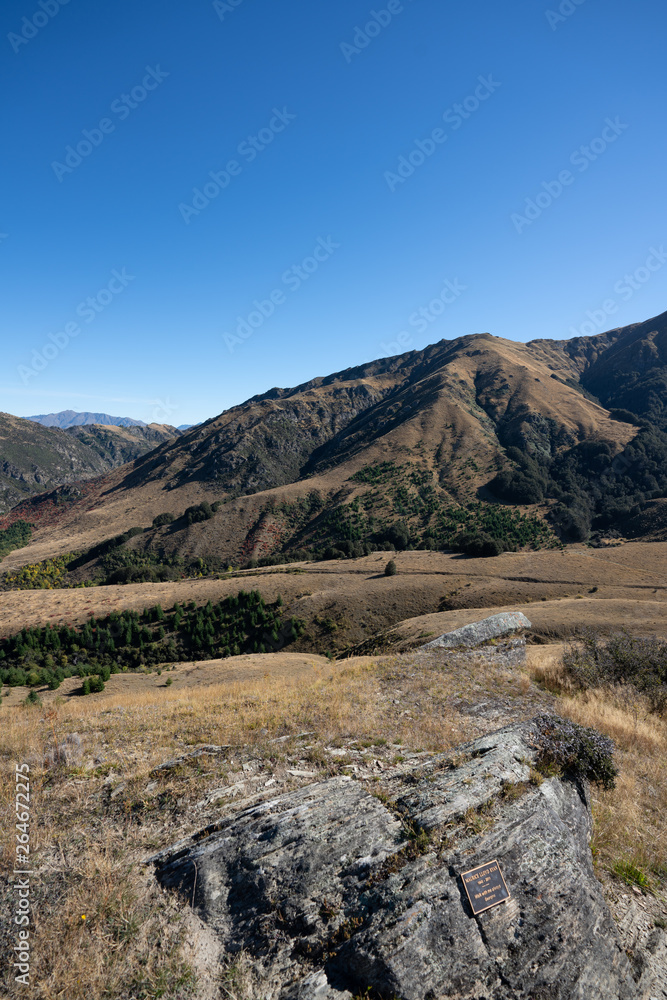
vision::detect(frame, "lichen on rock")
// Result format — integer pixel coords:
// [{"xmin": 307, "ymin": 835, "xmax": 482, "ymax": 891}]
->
[{"xmin": 149, "ymin": 720, "xmax": 647, "ymax": 999}]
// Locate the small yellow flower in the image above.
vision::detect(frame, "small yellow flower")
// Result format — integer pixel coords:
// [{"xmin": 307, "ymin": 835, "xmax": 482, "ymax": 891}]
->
[{"xmin": 81, "ymin": 915, "xmax": 86, "ymax": 921}]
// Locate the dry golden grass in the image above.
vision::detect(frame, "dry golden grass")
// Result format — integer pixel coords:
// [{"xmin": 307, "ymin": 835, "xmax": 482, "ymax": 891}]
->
[
  {"xmin": 3, "ymin": 544, "xmax": 667, "ymax": 656},
  {"xmin": 528, "ymin": 652, "xmax": 667, "ymax": 889},
  {"xmin": 1, "ymin": 640, "xmax": 663, "ymax": 997},
  {"xmin": 0, "ymin": 649, "xmax": 543, "ymax": 999}
]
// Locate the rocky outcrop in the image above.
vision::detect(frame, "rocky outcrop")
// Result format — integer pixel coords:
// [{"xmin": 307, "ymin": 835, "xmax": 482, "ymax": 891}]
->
[
  {"xmin": 149, "ymin": 720, "xmax": 651, "ymax": 999},
  {"xmin": 416, "ymin": 612, "xmax": 532, "ymax": 674},
  {"xmin": 420, "ymin": 612, "xmax": 532, "ymax": 650}
]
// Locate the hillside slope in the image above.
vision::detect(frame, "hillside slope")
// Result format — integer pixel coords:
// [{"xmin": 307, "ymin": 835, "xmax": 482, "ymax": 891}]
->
[
  {"xmin": 65, "ymin": 423, "xmax": 180, "ymax": 467},
  {"xmin": 0, "ymin": 414, "xmax": 179, "ymax": 514},
  {"xmin": 2, "ymin": 318, "xmax": 652, "ymax": 573}
]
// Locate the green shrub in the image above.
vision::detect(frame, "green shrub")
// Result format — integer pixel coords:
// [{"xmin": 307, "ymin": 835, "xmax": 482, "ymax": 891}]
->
[
  {"xmin": 491, "ymin": 470, "xmax": 545, "ymax": 504},
  {"xmin": 550, "ymin": 505, "xmax": 590, "ymax": 543},
  {"xmin": 533, "ymin": 714, "xmax": 618, "ymax": 790},
  {"xmin": 376, "ymin": 522, "xmax": 410, "ymax": 551},
  {"xmin": 0, "ymin": 520, "xmax": 32, "ymax": 560},
  {"xmin": 612, "ymin": 859, "xmax": 652, "ymax": 891},
  {"xmin": 185, "ymin": 502, "xmax": 214, "ymax": 525},
  {"xmin": 608, "ymin": 408, "xmax": 642, "ymax": 426},
  {"xmin": 152, "ymin": 513, "xmax": 175, "ymax": 527},
  {"xmin": 454, "ymin": 531, "xmax": 504, "ymax": 558},
  {"xmin": 322, "ymin": 547, "xmax": 346, "ymax": 561},
  {"xmin": 384, "ymin": 559, "xmax": 397, "ymax": 576},
  {"xmin": 82, "ymin": 675, "xmax": 105, "ymax": 695}
]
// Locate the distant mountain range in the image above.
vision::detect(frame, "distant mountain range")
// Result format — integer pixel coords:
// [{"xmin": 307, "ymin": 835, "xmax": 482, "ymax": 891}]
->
[
  {"xmin": 27, "ymin": 410, "xmax": 147, "ymax": 429},
  {"xmin": 0, "ymin": 415, "xmax": 181, "ymax": 514},
  {"xmin": 3, "ymin": 310, "xmax": 667, "ymax": 574}
]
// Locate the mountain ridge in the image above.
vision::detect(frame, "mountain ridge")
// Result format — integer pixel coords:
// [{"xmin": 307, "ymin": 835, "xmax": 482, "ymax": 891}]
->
[
  {"xmin": 27, "ymin": 409, "xmax": 147, "ymax": 429},
  {"xmin": 2, "ymin": 312, "xmax": 667, "ymax": 575}
]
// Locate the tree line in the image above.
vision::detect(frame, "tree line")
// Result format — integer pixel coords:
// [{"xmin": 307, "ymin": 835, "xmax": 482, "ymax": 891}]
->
[{"xmin": 0, "ymin": 590, "xmax": 303, "ymax": 694}]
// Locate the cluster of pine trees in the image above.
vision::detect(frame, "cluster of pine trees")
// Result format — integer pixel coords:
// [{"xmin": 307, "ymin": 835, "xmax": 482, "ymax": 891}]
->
[
  {"xmin": 0, "ymin": 590, "xmax": 303, "ymax": 694},
  {"xmin": 0, "ymin": 520, "xmax": 32, "ymax": 560}
]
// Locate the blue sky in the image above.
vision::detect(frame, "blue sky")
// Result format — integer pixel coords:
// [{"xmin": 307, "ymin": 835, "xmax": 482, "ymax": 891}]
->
[{"xmin": 1, "ymin": 0, "xmax": 666, "ymax": 426}]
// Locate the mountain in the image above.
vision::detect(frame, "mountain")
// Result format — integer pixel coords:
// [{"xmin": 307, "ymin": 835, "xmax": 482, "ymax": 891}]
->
[
  {"xmin": 3, "ymin": 309, "xmax": 667, "ymax": 580},
  {"xmin": 0, "ymin": 414, "xmax": 180, "ymax": 514},
  {"xmin": 65, "ymin": 423, "xmax": 182, "ymax": 467},
  {"xmin": 5, "ymin": 310, "xmax": 667, "ymax": 578},
  {"xmin": 0, "ymin": 413, "xmax": 115, "ymax": 513},
  {"xmin": 27, "ymin": 410, "xmax": 146, "ymax": 429}
]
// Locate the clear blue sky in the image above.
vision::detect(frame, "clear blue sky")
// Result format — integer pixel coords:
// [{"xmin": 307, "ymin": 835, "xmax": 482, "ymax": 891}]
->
[{"xmin": 2, "ymin": 0, "xmax": 665, "ymax": 426}]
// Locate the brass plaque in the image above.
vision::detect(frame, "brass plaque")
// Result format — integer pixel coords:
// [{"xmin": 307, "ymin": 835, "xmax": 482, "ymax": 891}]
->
[{"xmin": 461, "ymin": 859, "xmax": 511, "ymax": 915}]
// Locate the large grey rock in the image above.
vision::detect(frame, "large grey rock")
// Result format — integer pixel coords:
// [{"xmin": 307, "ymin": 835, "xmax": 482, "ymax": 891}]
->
[
  {"xmin": 420, "ymin": 611, "xmax": 532, "ymax": 650},
  {"xmin": 150, "ymin": 722, "xmax": 646, "ymax": 999}
]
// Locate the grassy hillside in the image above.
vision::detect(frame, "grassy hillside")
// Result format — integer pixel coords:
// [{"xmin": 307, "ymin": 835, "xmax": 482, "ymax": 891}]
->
[{"xmin": 0, "ymin": 589, "xmax": 303, "ymax": 691}]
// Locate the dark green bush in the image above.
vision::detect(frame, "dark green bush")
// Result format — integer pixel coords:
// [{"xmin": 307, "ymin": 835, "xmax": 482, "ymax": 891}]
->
[
  {"xmin": 454, "ymin": 531, "xmax": 504, "ymax": 558},
  {"xmin": 608, "ymin": 408, "xmax": 641, "ymax": 426},
  {"xmin": 375, "ymin": 522, "xmax": 410, "ymax": 550},
  {"xmin": 287, "ymin": 548, "xmax": 312, "ymax": 562},
  {"xmin": 99, "ymin": 549, "xmax": 215, "ymax": 586},
  {"xmin": 322, "ymin": 547, "xmax": 346, "ymax": 561},
  {"xmin": 152, "ymin": 513, "xmax": 175, "ymax": 527},
  {"xmin": 82, "ymin": 674, "xmax": 105, "ymax": 695},
  {"xmin": 533, "ymin": 714, "xmax": 618, "ymax": 789},
  {"xmin": 550, "ymin": 504, "xmax": 590, "ymax": 542},
  {"xmin": 185, "ymin": 502, "xmax": 214, "ymax": 525},
  {"xmin": 384, "ymin": 559, "xmax": 397, "ymax": 576},
  {"xmin": 491, "ymin": 470, "xmax": 545, "ymax": 504},
  {"xmin": 0, "ymin": 520, "xmax": 32, "ymax": 560}
]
